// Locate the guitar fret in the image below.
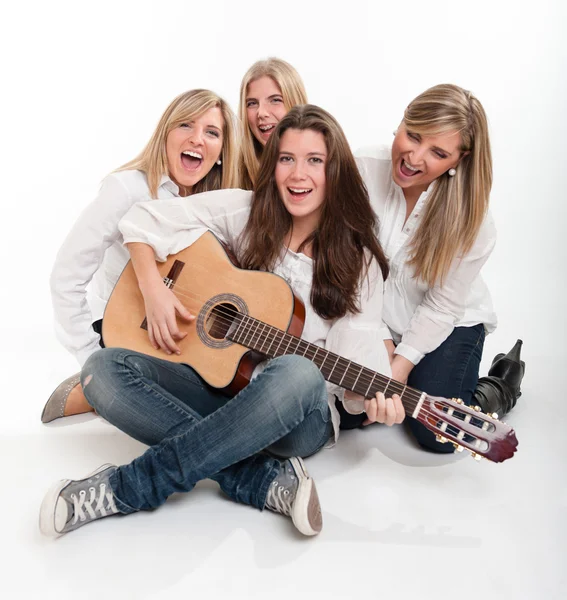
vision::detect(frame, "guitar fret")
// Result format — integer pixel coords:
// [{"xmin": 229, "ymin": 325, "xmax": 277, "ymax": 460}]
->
[
  {"xmin": 365, "ymin": 372, "xmax": 377, "ymax": 397},
  {"xmin": 338, "ymin": 360, "xmax": 351, "ymax": 386},
  {"xmin": 328, "ymin": 355, "xmax": 341, "ymax": 380},
  {"xmin": 257, "ymin": 323, "xmax": 271, "ymax": 354},
  {"xmin": 351, "ymin": 365, "xmax": 364, "ymax": 392},
  {"xmin": 264, "ymin": 326, "xmax": 279, "ymax": 356}
]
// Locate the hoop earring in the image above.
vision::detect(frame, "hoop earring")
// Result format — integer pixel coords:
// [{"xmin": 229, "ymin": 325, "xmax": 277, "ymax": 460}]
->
[{"xmin": 448, "ymin": 168, "xmax": 456, "ymax": 177}]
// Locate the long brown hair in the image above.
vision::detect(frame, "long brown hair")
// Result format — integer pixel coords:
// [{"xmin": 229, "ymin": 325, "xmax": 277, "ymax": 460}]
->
[
  {"xmin": 117, "ymin": 89, "xmax": 239, "ymax": 197},
  {"xmin": 238, "ymin": 58, "xmax": 307, "ymax": 190},
  {"xmin": 239, "ymin": 105, "xmax": 389, "ymax": 320},
  {"xmin": 403, "ymin": 84, "xmax": 493, "ymax": 286}
]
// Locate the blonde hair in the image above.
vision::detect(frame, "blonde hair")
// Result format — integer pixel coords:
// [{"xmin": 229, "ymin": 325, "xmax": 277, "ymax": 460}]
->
[
  {"xmin": 238, "ymin": 58, "xmax": 307, "ymax": 189},
  {"xmin": 118, "ymin": 89, "xmax": 239, "ymax": 197},
  {"xmin": 404, "ymin": 84, "xmax": 493, "ymax": 286}
]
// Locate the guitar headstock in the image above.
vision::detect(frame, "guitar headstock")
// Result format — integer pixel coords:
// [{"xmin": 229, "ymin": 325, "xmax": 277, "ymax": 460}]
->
[{"xmin": 415, "ymin": 396, "xmax": 518, "ymax": 463}]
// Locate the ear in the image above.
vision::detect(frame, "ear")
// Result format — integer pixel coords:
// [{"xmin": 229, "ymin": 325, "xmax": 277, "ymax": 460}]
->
[{"xmin": 456, "ymin": 150, "xmax": 470, "ymax": 165}]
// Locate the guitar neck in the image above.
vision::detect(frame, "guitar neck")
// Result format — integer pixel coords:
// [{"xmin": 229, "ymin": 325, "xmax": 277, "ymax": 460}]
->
[{"xmin": 228, "ymin": 313, "xmax": 424, "ymax": 416}]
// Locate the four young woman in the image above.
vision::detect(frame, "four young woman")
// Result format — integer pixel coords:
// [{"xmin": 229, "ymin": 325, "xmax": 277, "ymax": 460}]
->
[{"xmin": 40, "ymin": 58, "xmax": 521, "ymax": 537}]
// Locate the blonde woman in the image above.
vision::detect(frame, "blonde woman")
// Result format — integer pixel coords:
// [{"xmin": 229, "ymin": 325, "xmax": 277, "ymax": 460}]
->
[
  {"xmin": 42, "ymin": 89, "xmax": 239, "ymax": 423},
  {"xmin": 238, "ymin": 57, "xmax": 307, "ymax": 189},
  {"xmin": 352, "ymin": 84, "xmax": 522, "ymax": 452}
]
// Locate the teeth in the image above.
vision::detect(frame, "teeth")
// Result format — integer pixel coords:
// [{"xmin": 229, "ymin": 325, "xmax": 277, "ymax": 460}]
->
[
  {"xmin": 259, "ymin": 124, "xmax": 275, "ymax": 131},
  {"xmin": 289, "ymin": 188, "xmax": 312, "ymax": 193},
  {"xmin": 182, "ymin": 151, "xmax": 203, "ymax": 159},
  {"xmin": 403, "ymin": 159, "xmax": 419, "ymax": 172}
]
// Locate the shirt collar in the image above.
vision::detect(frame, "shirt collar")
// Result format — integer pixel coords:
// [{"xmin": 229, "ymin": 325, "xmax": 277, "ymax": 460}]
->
[{"xmin": 158, "ymin": 174, "xmax": 180, "ymax": 196}]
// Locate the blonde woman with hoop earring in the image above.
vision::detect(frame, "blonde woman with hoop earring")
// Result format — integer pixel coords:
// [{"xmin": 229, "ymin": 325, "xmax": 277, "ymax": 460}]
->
[
  {"xmin": 42, "ymin": 89, "xmax": 239, "ymax": 423},
  {"xmin": 349, "ymin": 84, "xmax": 524, "ymax": 450}
]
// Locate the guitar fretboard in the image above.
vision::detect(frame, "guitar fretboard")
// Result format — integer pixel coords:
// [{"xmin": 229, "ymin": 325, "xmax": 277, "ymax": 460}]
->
[{"xmin": 227, "ymin": 313, "xmax": 425, "ymax": 414}]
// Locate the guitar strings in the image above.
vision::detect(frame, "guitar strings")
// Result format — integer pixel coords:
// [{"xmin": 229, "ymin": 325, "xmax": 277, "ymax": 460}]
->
[
  {"xmin": 132, "ymin": 283, "xmax": 490, "ymax": 448},
  {"xmin": 150, "ymin": 282, "xmax": 487, "ymax": 444}
]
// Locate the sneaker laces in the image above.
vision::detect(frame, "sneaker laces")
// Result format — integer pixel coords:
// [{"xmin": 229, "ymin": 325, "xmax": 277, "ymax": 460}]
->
[
  {"xmin": 265, "ymin": 480, "xmax": 293, "ymax": 517},
  {"xmin": 70, "ymin": 482, "xmax": 118, "ymax": 525}
]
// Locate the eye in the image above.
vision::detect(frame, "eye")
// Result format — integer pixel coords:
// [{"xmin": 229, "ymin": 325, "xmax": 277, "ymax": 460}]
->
[
  {"xmin": 271, "ymin": 97, "xmax": 283, "ymax": 104},
  {"xmin": 207, "ymin": 129, "xmax": 220, "ymax": 138},
  {"xmin": 407, "ymin": 131, "xmax": 419, "ymax": 141},
  {"xmin": 309, "ymin": 157, "xmax": 324, "ymax": 164},
  {"xmin": 279, "ymin": 155, "xmax": 293, "ymax": 163},
  {"xmin": 433, "ymin": 150, "xmax": 448, "ymax": 159},
  {"xmin": 246, "ymin": 100, "xmax": 258, "ymax": 108},
  {"xmin": 179, "ymin": 123, "xmax": 191, "ymax": 129}
]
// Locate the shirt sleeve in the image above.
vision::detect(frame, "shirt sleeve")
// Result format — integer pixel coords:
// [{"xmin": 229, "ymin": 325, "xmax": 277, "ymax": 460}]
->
[
  {"xmin": 119, "ymin": 188, "xmax": 253, "ymax": 262},
  {"xmin": 395, "ymin": 216, "xmax": 497, "ymax": 365},
  {"xmin": 50, "ymin": 174, "xmax": 137, "ymax": 367},
  {"xmin": 324, "ymin": 256, "xmax": 392, "ymax": 415}
]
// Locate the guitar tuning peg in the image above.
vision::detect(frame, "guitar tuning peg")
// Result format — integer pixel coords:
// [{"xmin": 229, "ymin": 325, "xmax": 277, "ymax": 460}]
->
[
  {"xmin": 453, "ymin": 398, "xmax": 464, "ymax": 404},
  {"xmin": 452, "ymin": 443, "xmax": 464, "ymax": 452},
  {"xmin": 436, "ymin": 435, "xmax": 449, "ymax": 444},
  {"xmin": 473, "ymin": 405, "xmax": 482, "ymax": 412},
  {"xmin": 490, "ymin": 412, "xmax": 499, "ymax": 419},
  {"xmin": 471, "ymin": 452, "xmax": 483, "ymax": 461}
]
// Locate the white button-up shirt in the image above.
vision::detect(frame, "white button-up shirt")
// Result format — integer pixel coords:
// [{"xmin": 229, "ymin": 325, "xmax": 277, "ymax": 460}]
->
[
  {"xmin": 50, "ymin": 170, "xmax": 181, "ymax": 366},
  {"xmin": 119, "ymin": 188, "xmax": 392, "ymax": 440},
  {"xmin": 356, "ymin": 148, "xmax": 497, "ymax": 365}
]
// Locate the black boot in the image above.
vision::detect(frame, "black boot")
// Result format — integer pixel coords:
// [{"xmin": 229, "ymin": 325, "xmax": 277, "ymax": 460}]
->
[{"xmin": 473, "ymin": 339, "xmax": 525, "ymax": 418}]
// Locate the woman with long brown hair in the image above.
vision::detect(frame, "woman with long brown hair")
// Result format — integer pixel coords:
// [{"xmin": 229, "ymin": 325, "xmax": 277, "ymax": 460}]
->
[
  {"xmin": 353, "ymin": 84, "xmax": 523, "ymax": 451},
  {"xmin": 39, "ymin": 105, "xmax": 402, "ymax": 539}
]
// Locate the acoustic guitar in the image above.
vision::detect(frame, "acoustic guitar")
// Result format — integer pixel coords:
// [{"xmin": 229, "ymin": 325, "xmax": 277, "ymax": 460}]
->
[{"xmin": 103, "ymin": 231, "xmax": 518, "ymax": 463}]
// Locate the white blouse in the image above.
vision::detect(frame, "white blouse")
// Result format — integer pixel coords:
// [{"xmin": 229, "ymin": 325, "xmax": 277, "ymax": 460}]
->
[
  {"xmin": 118, "ymin": 188, "xmax": 392, "ymax": 440},
  {"xmin": 356, "ymin": 148, "xmax": 497, "ymax": 366},
  {"xmin": 50, "ymin": 170, "xmax": 181, "ymax": 367}
]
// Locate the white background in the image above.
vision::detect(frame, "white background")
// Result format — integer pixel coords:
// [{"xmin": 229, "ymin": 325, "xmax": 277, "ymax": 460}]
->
[{"xmin": 1, "ymin": 1, "xmax": 565, "ymax": 598}]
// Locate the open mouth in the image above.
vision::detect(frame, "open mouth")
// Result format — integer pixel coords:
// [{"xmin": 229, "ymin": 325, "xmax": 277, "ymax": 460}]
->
[
  {"xmin": 400, "ymin": 159, "xmax": 421, "ymax": 177},
  {"xmin": 181, "ymin": 150, "xmax": 203, "ymax": 171},
  {"xmin": 258, "ymin": 124, "xmax": 276, "ymax": 136},
  {"xmin": 288, "ymin": 187, "xmax": 312, "ymax": 201}
]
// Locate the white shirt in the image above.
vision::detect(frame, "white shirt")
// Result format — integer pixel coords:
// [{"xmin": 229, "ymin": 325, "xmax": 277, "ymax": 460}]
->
[
  {"xmin": 50, "ymin": 170, "xmax": 181, "ymax": 367},
  {"xmin": 356, "ymin": 148, "xmax": 497, "ymax": 365},
  {"xmin": 119, "ymin": 188, "xmax": 392, "ymax": 440}
]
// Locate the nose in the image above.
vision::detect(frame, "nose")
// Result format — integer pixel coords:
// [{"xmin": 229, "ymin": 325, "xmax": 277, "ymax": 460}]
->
[
  {"xmin": 258, "ymin": 100, "xmax": 270, "ymax": 120},
  {"xmin": 290, "ymin": 160, "xmax": 307, "ymax": 180},
  {"xmin": 409, "ymin": 145, "xmax": 426, "ymax": 165},
  {"xmin": 188, "ymin": 126, "xmax": 205, "ymax": 146}
]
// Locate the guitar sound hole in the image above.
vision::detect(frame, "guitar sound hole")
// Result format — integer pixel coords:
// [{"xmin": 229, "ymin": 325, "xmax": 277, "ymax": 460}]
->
[{"xmin": 205, "ymin": 303, "xmax": 239, "ymax": 340}]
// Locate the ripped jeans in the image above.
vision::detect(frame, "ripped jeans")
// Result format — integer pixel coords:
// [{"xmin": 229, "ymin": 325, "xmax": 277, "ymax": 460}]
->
[{"xmin": 81, "ymin": 349, "xmax": 333, "ymax": 513}]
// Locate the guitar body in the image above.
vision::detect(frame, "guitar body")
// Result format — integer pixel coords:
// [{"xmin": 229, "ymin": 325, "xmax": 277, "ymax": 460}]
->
[{"xmin": 102, "ymin": 231, "xmax": 305, "ymax": 392}]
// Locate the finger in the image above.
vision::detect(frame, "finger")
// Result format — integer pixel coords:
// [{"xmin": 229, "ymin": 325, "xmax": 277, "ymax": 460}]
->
[
  {"xmin": 393, "ymin": 394, "xmax": 405, "ymax": 424},
  {"xmin": 151, "ymin": 323, "xmax": 168, "ymax": 353},
  {"xmin": 364, "ymin": 397, "xmax": 377, "ymax": 423},
  {"xmin": 384, "ymin": 396, "xmax": 396, "ymax": 426},
  {"xmin": 147, "ymin": 322, "xmax": 158, "ymax": 350},
  {"xmin": 159, "ymin": 320, "xmax": 179, "ymax": 354},
  {"xmin": 175, "ymin": 299, "xmax": 195, "ymax": 322},
  {"xmin": 376, "ymin": 392, "xmax": 386, "ymax": 423},
  {"xmin": 165, "ymin": 310, "xmax": 185, "ymax": 344}
]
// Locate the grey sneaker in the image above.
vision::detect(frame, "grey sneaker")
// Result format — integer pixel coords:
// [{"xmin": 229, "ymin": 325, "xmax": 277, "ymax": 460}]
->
[
  {"xmin": 39, "ymin": 464, "xmax": 120, "ymax": 537},
  {"xmin": 265, "ymin": 457, "xmax": 322, "ymax": 536}
]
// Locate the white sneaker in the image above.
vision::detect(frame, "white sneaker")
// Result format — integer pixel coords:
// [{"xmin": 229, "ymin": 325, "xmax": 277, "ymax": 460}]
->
[
  {"xmin": 264, "ymin": 457, "xmax": 322, "ymax": 536},
  {"xmin": 39, "ymin": 464, "xmax": 119, "ymax": 537}
]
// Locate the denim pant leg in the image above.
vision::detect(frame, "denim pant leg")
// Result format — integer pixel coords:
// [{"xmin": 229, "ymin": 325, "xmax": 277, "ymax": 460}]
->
[
  {"xmin": 83, "ymin": 351, "xmax": 330, "ymax": 513},
  {"xmin": 82, "ymin": 349, "xmax": 281, "ymax": 509},
  {"xmin": 405, "ymin": 324, "xmax": 485, "ymax": 453}
]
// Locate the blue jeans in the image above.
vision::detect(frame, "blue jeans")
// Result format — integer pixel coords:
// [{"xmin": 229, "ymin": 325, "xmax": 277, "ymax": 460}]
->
[
  {"xmin": 405, "ymin": 324, "xmax": 485, "ymax": 453},
  {"xmin": 81, "ymin": 349, "xmax": 333, "ymax": 514},
  {"xmin": 336, "ymin": 325, "xmax": 485, "ymax": 454}
]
